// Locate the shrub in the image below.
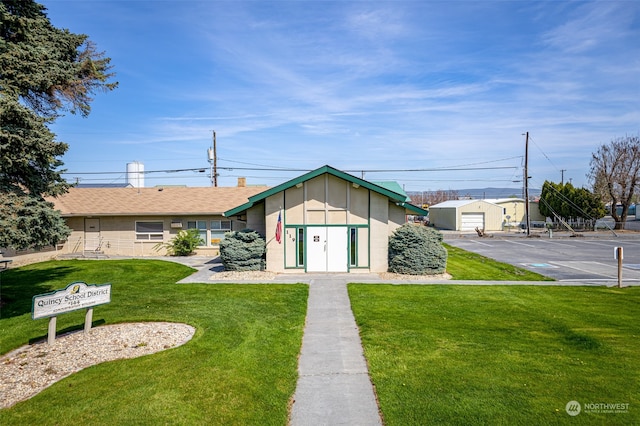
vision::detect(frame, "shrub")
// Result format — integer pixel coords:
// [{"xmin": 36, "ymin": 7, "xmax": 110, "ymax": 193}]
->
[
  {"xmin": 219, "ymin": 229, "xmax": 266, "ymax": 271},
  {"xmin": 388, "ymin": 224, "xmax": 447, "ymax": 274},
  {"xmin": 154, "ymin": 229, "xmax": 203, "ymax": 256}
]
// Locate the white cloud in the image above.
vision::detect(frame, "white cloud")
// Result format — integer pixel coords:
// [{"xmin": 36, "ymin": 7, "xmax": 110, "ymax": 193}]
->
[
  {"xmin": 43, "ymin": 0, "xmax": 639, "ymax": 190},
  {"xmin": 541, "ymin": 2, "xmax": 636, "ymax": 53}
]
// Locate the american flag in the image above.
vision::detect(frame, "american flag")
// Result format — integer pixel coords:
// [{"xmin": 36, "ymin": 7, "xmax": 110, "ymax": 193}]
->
[{"xmin": 275, "ymin": 211, "xmax": 282, "ymax": 244}]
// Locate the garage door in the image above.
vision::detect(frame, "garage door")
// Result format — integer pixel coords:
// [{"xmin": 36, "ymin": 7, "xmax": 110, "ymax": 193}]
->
[{"xmin": 461, "ymin": 213, "xmax": 484, "ymax": 231}]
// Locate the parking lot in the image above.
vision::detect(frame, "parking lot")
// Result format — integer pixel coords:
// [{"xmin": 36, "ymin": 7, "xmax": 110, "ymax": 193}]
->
[{"xmin": 443, "ymin": 231, "xmax": 640, "ymax": 284}]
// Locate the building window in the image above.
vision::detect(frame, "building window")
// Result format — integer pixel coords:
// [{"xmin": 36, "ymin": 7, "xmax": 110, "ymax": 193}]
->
[
  {"xmin": 350, "ymin": 227, "xmax": 357, "ymax": 266},
  {"xmin": 210, "ymin": 220, "xmax": 232, "ymax": 245},
  {"xmin": 297, "ymin": 228, "xmax": 304, "ymax": 266},
  {"xmin": 186, "ymin": 220, "xmax": 232, "ymax": 246},
  {"xmin": 136, "ymin": 221, "xmax": 164, "ymax": 240},
  {"xmin": 187, "ymin": 221, "xmax": 207, "ymax": 245}
]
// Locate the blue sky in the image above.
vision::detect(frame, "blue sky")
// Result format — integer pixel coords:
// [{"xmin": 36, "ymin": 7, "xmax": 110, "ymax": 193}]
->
[{"xmin": 44, "ymin": 0, "xmax": 639, "ymax": 193}]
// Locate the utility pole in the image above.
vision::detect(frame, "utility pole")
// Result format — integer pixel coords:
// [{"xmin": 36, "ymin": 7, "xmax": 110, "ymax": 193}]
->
[
  {"xmin": 524, "ymin": 131, "xmax": 530, "ymax": 236},
  {"xmin": 560, "ymin": 169, "xmax": 566, "ymax": 185},
  {"xmin": 213, "ymin": 131, "xmax": 218, "ymax": 187},
  {"xmin": 207, "ymin": 131, "xmax": 218, "ymax": 187}
]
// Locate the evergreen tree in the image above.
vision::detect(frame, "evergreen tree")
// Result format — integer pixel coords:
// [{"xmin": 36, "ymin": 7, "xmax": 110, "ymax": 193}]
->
[
  {"xmin": 388, "ymin": 224, "xmax": 447, "ymax": 275},
  {"xmin": 219, "ymin": 230, "xmax": 266, "ymax": 271},
  {"xmin": 539, "ymin": 180, "xmax": 605, "ymax": 226},
  {"xmin": 0, "ymin": 0, "xmax": 117, "ymax": 249}
]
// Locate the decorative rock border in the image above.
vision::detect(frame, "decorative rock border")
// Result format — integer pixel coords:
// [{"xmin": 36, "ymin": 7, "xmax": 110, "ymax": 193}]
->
[{"xmin": 0, "ymin": 322, "xmax": 195, "ymax": 409}]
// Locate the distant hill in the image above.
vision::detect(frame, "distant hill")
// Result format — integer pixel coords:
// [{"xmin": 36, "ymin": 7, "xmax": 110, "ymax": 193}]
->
[{"xmin": 455, "ymin": 187, "xmax": 541, "ymax": 199}]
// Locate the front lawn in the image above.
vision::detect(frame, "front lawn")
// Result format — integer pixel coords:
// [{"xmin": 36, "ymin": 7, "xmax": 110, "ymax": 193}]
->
[
  {"xmin": 0, "ymin": 260, "xmax": 307, "ymax": 425},
  {"xmin": 445, "ymin": 243, "xmax": 553, "ymax": 281},
  {"xmin": 350, "ymin": 284, "xmax": 639, "ymax": 425}
]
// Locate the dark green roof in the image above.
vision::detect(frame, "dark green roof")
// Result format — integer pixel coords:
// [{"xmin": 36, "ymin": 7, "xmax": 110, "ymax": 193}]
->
[{"xmin": 224, "ymin": 165, "xmax": 428, "ymax": 217}]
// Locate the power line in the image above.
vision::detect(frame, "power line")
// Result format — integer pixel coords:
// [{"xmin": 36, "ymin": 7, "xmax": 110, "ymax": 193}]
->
[
  {"xmin": 61, "ymin": 154, "xmax": 523, "ymax": 176},
  {"xmin": 61, "ymin": 164, "xmax": 518, "ymax": 176},
  {"xmin": 218, "ymin": 157, "xmax": 296, "ymax": 170},
  {"xmin": 529, "ymin": 135, "xmax": 562, "ymax": 174}
]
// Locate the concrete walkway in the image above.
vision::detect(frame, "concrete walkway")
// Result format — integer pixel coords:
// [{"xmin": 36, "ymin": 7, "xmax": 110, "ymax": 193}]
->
[
  {"xmin": 289, "ymin": 276, "xmax": 382, "ymax": 426},
  {"xmin": 168, "ymin": 259, "xmax": 383, "ymax": 424}
]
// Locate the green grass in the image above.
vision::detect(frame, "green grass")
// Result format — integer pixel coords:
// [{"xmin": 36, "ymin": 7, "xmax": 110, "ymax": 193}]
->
[
  {"xmin": 349, "ymin": 284, "xmax": 640, "ymax": 425},
  {"xmin": 0, "ymin": 260, "xmax": 307, "ymax": 425},
  {"xmin": 445, "ymin": 243, "xmax": 553, "ymax": 281}
]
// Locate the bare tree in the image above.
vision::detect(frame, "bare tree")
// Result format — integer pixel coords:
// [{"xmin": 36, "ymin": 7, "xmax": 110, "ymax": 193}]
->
[
  {"xmin": 588, "ymin": 136, "xmax": 640, "ymax": 230},
  {"xmin": 407, "ymin": 190, "xmax": 459, "ymax": 207},
  {"xmin": 426, "ymin": 189, "xmax": 459, "ymax": 205}
]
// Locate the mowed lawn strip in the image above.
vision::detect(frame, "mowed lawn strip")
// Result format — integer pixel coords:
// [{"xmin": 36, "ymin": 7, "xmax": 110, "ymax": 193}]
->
[
  {"xmin": 444, "ymin": 243, "xmax": 554, "ymax": 281},
  {"xmin": 0, "ymin": 260, "xmax": 307, "ymax": 426},
  {"xmin": 349, "ymin": 284, "xmax": 639, "ymax": 425}
]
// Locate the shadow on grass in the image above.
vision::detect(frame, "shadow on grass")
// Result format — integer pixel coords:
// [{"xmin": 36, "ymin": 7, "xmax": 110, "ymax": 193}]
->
[
  {"xmin": 28, "ymin": 318, "xmax": 107, "ymax": 345},
  {"xmin": 553, "ymin": 323, "xmax": 602, "ymax": 351},
  {"xmin": 0, "ymin": 265, "xmax": 79, "ymax": 319}
]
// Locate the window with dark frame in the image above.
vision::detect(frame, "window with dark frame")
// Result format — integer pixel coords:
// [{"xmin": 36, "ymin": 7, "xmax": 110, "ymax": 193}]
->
[
  {"xmin": 136, "ymin": 221, "xmax": 164, "ymax": 240},
  {"xmin": 350, "ymin": 227, "xmax": 357, "ymax": 266},
  {"xmin": 297, "ymin": 228, "xmax": 304, "ymax": 266}
]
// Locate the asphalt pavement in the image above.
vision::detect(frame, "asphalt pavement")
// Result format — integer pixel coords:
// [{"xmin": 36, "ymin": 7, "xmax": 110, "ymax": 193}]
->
[{"xmin": 443, "ymin": 229, "xmax": 640, "ymax": 285}]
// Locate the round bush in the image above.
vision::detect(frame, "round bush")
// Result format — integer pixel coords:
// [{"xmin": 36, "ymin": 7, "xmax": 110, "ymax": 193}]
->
[
  {"xmin": 388, "ymin": 224, "xmax": 447, "ymax": 274},
  {"xmin": 219, "ymin": 229, "xmax": 266, "ymax": 271}
]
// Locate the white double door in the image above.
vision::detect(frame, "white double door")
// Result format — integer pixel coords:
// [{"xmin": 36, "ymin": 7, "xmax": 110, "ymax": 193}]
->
[{"xmin": 306, "ymin": 227, "xmax": 348, "ymax": 272}]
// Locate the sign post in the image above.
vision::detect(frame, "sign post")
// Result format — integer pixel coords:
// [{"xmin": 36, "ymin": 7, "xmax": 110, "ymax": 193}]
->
[
  {"xmin": 614, "ymin": 247, "xmax": 623, "ymax": 288},
  {"xmin": 48, "ymin": 317, "xmax": 57, "ymax": 345},
  {"xmin": 85, "ymin": 308, "xmax": 94, "ymax": 333},
  {"xmin": 32, "ymin": 282, "xmax": 111, "ymax": 344}
]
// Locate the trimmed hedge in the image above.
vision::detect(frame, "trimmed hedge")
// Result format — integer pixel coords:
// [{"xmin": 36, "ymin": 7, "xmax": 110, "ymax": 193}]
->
[
  {"xmin": 219, "ymin": 229, "xmax": 266, "ymax": 271},
  {"xmin": 388, "ymin": 224, "xmax": 447, "ymax": 274}
]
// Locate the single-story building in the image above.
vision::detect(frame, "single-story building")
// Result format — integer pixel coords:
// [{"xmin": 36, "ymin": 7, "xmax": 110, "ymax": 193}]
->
[
  {"xmin": 224, "ymin": 165, "xmax": 427, "ymax": 273},
  {"xmin": 3, "ymin": 166, "xmax": 426, "ymax": 271},
  {"xmin": 489, "ymin": 198, "xmax": 545, "ymax": 226},
  {"xmin": 27, "ymin": 181, "xmax": 268, "ymax": 261},
  {"xmin": 428, "ymin": 199, "xmax": 504, "ymax": 231},
  {"xmin": 429, "ymin": 198, "xmax": 544, "ymax": 231}
]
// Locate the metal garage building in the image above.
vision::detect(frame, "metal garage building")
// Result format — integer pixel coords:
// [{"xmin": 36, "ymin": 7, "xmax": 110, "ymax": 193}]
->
[{"xmin": 428, "ymin": 199, "xmax": 505, "ymax": 231}]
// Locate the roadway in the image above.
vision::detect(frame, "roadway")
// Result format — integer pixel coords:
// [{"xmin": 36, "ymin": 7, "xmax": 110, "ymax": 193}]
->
[{"xmin": 443, "ymin": 230, "xmax": 640, "ymax": 285}]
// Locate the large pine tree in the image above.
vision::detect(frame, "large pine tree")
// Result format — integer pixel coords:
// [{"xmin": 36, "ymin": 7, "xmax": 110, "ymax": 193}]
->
[{"xmin": 0, "ymin": 0, "xmax": 117, "ymax": 249}]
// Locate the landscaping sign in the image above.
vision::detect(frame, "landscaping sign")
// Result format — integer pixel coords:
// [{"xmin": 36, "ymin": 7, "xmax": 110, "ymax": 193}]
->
[{"xmin": 32, "ymin": 282, "xmax": 111, "ymax": 320}]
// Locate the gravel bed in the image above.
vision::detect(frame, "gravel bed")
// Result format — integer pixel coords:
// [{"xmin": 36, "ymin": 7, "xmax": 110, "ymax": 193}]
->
[
  {"xmin": 378, "ymin": 272, "xmax": 452, "ymax": 280},
  {"xmin": 210, "ymin": 270, "xmax": 277, "ymax": 280},
  {"xmin": 210, "ymin": 270, "xmax": 451, "ymax": 281},
  {"xmin": 0, "ymin": 322, "xmax": 195, "ymax": 409}
]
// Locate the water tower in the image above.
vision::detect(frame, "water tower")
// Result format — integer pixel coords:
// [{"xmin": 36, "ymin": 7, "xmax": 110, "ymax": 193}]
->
[{"xmin": 126, "ymin": 161, "xmax": 144, "ymax": 188}]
